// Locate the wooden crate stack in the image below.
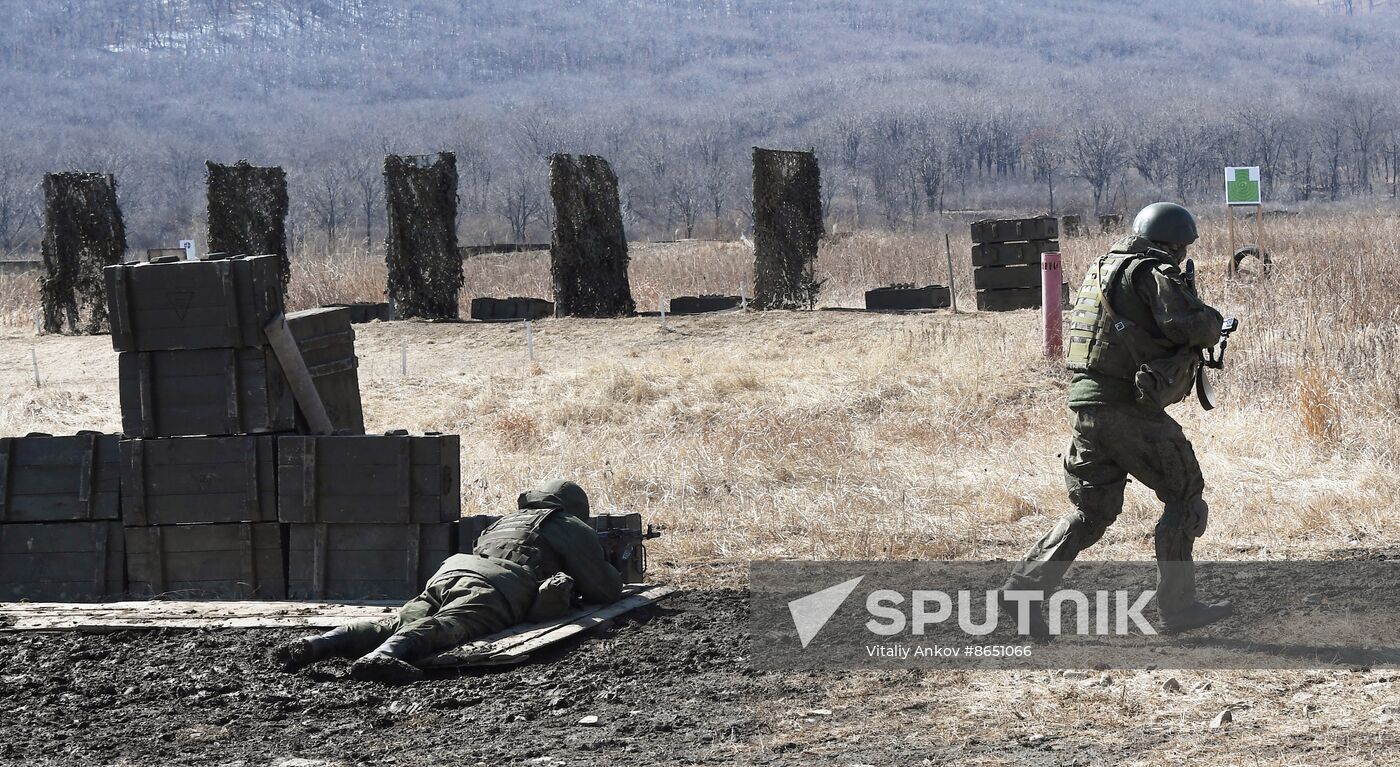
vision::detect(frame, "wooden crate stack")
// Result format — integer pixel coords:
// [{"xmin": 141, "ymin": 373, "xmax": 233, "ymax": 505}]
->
[
  {"xmin": 3, "ymin": 252, "xmax": 469, "ymax": 604},
  {"xmin": 0, "ymin": 433, "xmax": 125, "ymax": 600},
  {"xmin": 970, "ymin": 216, "xmax": 1060, "ymax": 312},
  {"xmin": 107, "ymin": 254, "xmax": 364, "ymax": 599},
  {"xmin": 279, "ymin": 432, "xmax": 459, "ymax": 600}
]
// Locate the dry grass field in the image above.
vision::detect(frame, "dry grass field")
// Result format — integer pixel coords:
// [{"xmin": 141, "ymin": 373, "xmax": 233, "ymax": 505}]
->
[{"xmin": 2, "ymin": 213, "xmax": 1399, "ymax": 764}]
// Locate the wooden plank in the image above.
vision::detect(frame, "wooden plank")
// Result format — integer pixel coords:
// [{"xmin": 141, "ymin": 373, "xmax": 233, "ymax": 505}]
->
[
  {"xmin": 420, "ymin": 585, "xmax": 676, "ymax": 668},
  {"xmin": 0, "ymin": 600, "xmax": 399, "ymax": 632},
  {"xmin": 264, "ymin": 313, "xmax": 334, "ymax": 435}
]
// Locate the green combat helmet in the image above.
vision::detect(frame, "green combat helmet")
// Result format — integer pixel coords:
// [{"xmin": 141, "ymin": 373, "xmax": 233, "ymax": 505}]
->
[{"xmin": 1132, "ymin": 202, "xmax": 1198, "ymax": 247}]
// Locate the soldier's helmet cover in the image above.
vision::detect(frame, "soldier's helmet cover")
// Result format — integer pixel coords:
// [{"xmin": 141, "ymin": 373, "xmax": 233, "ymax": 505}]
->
[
  {"xmin": 1132, "ymin": 202, "xmax": 1198, "ymax": 247},
  {"xmin": 518, "ymin": 480, "xmax": 591, "ymax": 521}
]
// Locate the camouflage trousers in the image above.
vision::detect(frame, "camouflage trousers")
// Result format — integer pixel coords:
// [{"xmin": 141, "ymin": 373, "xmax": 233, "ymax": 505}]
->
[
  {"xmin": 324, "ymin": 571, "xmax": 527, "ymax": 663},
  {"xmin": 1007, "ymin": 403, "xmax": 1209, "ymax": 612}
]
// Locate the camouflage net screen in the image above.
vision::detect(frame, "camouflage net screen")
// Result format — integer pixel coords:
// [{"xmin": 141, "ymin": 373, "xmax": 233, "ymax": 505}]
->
[
  {"xmin": 205, "ymin": 161, "xmax": 289, "ymax": 285},
  {"xmin": 40, "ymin": 172, "xmax": 127, "ymax": 334},
  {"xmin": 751, "ymin": 148, "xmax": 824, "ymax": 310},
  {"xmin": 549, "ymin": 154, "xmax": 634, "ymax": 317},
  {"xmin": 383, "ymin": 153, "xmax": 462, "ymax": 320}
]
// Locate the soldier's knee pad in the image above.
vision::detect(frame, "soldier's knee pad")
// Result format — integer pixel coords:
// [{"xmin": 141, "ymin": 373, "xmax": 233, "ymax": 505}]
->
[{"xmin": 1158, "ymin": 497, "xmax": 1208, "ymax": 539}]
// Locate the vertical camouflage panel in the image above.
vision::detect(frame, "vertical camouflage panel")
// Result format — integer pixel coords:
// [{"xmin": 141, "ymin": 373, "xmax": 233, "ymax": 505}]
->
[
  {"xmin": 205, "ymin": 161, "xmax": 290, "ymax": 287},
  {"xmin": 752, "ymin": 148, "xmax": 823, "ymax": 310},
  {"xmin": 40, "ymin": 172, "xmax": 127, "ymax": 335},
  {"xmin": 548, "ymin": 153, "xmax": 634, "ymax": 317},
  {"xmin": 384, "ymin": 153, "xmax": 462, "ymax": 320}
]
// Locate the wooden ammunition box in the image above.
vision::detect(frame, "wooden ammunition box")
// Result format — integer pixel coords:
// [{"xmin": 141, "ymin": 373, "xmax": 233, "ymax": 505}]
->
[
  {"xmin": 117, "ymin": 307, "xmax": 362, "ymax": 438},
  {"xmin": 125, "ymin": 522, "xmax": 285, "ymax": 599},
  {"xmin": 277, "ymin": 433, "xmax": 460, "ymax": 524},
  {"xmin": 469, "ymin": 296, "xmax": 555, "ymax": 322},
  {"xmin": 975, "ymin": 283, "xmax": 1070, "ymax": 312},
  {"xmin": 669, "ymin": 295, "xmax": 743, "ymax": 314},
  {"xmin": 105, "ymin": 254, "xmax": 284, "ymax": 352},
  {"xmin": 120, "ymin": 436, "xmax": 277, "ymax": 526},
  {"xmin": 287, "ymin": 522, "xmax": 454, "ymax": 600},
  {"xmin": 282, "ymin": 307, "xmax": 363, "ymax": 434},
  {"xmin": 970, "ymin": 240, "xmax": 1058, "ymax": 268},
  {"xmin": 0, "ymin": 432, "xmax": 121, "ymax": 523},
  {"xmin": 863, "ymin": 285, "xmax": 951, "ymax": 312},
  {"xmin": 972, "ymin": 265, "xmax": 1042, "ymax": 291},
  {"xmin": 0, "ymin": 521, "xmax": 125, "ymax": 601},
  {"xmin": 969, "ymin": 217, "xmax": 1058, "ymax": 245},
  {"xmin": 975, "ymin": 288, "xmax": 1042, "ymax": 312}
]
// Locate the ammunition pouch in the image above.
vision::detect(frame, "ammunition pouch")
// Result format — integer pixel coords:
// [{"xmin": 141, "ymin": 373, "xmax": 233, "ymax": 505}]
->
[
  {"xmin": 526, "ymin": 572, "xmax": 576, "ymax": 623},
  {"xmin": 1133, "ymin": 351, "xmax": 1201, "ymax": 409}
]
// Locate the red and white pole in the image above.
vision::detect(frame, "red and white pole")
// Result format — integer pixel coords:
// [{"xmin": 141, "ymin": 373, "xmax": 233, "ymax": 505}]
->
[{"xmin": 1041, "ymin": 251, "xmax": 1063, "ymax": 358}]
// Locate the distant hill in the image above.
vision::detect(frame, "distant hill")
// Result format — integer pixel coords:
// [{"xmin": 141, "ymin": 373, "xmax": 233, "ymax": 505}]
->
[{"xmin": 2, "ymin": 0, "xmax": 1398, "ymax": 250}]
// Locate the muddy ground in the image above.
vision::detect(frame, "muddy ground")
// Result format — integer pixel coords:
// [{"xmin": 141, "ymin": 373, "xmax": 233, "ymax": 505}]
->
[{"xmin": 4, "ymin": 588, "xmax": 1400, "ymax": 766}]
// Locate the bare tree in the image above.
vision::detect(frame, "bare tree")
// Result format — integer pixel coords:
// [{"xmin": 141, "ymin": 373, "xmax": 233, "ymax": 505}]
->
[
  {"xmin": 1071, "ymin": 122, "xmax": 1127, "ymax": 215},
  {"xmin": 495, "ymin": 168, "xmax": 544, "ymax": 242},
  {"xmin": 1024, "ymin": 126, "xmax": 1065, "ymax": 214},
  {"xmin": 1336, "ymin": 89, "xmax": 1393, "ymax": 193},
  {"xmin": 0, "ymin": 159, "xmax": 38, "ymax": 256},
  {"xmin": 693, "ymin": 128, "xmax": 733, "ymax": 237}
]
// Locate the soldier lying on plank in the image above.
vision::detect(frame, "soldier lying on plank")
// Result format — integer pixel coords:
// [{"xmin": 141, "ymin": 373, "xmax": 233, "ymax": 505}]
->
[{"xmin": 272, "ymin": 480, "xmax": 622, "ymax": 684}]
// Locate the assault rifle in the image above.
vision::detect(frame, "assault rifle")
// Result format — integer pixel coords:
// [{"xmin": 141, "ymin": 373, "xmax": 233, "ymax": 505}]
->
[
  {"xmin": 1182, "ymin": 258, "xmax": 1240, "ymax": 411},
  {"xmin": 592, "ymin": 513, "xmax": 662, "ymax": 585},
  {"xmin": 1195, "ymin": 317, "xmax": 1239, "ymax": 411}
]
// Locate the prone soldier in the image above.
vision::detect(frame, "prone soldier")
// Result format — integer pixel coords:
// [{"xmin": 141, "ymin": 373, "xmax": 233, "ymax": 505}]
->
[{"xmin": 272, "ymin": 480, "xmax": 623, "ymax": 684}]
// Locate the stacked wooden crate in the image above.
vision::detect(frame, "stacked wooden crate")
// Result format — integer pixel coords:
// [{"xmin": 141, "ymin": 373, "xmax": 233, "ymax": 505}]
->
[
  {"xmin": 970, "ymin": 216, "xmax": 1060, "ymax": 312},
  {"xmin": 279, "ymin": 432, "xmax": 459, "ymax": 600},
  {"xmin": 107, "ymin": 254, "xmax": 364, "ymax": 599},
  {"xmin": 0, "ymin": 433, "xmax": 125, "ymax": 600}
]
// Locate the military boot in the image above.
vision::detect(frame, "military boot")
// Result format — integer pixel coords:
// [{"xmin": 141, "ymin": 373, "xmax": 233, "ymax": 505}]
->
[
  {"xmin": 1155, "ymin": 521, "xmax": 1232, "ymax": 634},
  {"xmin": 997, "ymin": 589, "xmax": 1051, "ymax": 641},
  {"xmin": 349, "ymin": 634, "xmax": 425, "ymax": 685},
  {"xmin": 271, "ymin": 626, "xmax": 359, "ymax": 673}
]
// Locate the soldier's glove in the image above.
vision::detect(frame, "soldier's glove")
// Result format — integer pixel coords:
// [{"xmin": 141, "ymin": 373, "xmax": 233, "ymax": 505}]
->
[{"xmin": 527, "ymin": 572, "xmax": 576, "ymax": 623}]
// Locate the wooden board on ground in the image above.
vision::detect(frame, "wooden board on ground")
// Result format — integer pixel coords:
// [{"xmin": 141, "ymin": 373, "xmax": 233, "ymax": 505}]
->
[
  {"xmin": 0, "ymin": 599, "xmax": 398, "ymax": 632},
  {"xmin": 420, "ymin": 584, "xmax": 677, "ymax": 669}
]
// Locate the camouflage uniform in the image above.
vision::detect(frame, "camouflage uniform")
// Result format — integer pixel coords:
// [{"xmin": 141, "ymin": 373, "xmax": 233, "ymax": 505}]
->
[
  {"xmin": 275, "ymin": 481, "xmax": 622, "ymax": 682},
  {"xmin": 1006, "ymin": 234, "xmax": 1225, "ymax": 626}
]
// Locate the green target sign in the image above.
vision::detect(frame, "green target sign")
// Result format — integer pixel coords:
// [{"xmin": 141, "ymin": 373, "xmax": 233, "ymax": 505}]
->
[{"xmin": 1224, "ymin": 166, "xmax": 1262, "ymax": 206}]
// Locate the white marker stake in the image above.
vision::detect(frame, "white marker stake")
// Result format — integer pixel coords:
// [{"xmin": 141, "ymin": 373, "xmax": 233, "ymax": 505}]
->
[
  {"xmin": 31, "ymin": 348, "xmax": 41, "ymax": 387},
  {"xmin": 33, "ymin": 309, "xmax": 41, "ymax": 335},
  {"xmin": 400, "ymin": 340, "xmax": 407, "ymax": 376},
  {"xmin": 739, "ymin": 283, "xmax": 747, "ymax": 310},
  {"xmin": 526, "ymin": 320, "xmax": 535, "ymax": 362},
  {"xmin": 660, "ymin": 294, "xmax": 667, "ymax": 330}
]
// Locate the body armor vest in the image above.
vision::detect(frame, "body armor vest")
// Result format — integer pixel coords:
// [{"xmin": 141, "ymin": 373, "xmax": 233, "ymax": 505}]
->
[
  {"xmin": 1065, "ymin": 251, "xmax": 1172, "ymax": 380},
  {"xmin": 472, "ymin": 508, "xmax": 565, "ymax": 583}
]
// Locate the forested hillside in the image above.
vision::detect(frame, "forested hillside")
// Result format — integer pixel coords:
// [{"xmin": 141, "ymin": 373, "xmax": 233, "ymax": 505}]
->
[{"xmin": 2, "ymin": 0, "xmax": 1398, "ymax": 253}]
